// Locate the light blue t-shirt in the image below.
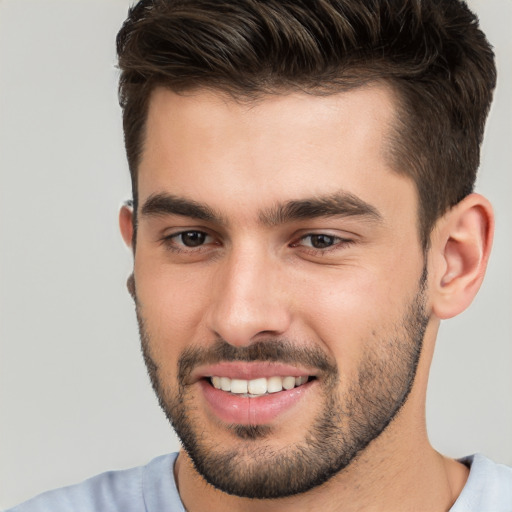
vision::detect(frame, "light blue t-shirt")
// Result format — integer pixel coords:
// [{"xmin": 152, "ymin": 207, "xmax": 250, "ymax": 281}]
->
[{"xmin": 6, "ymin": 453, "xmax": 512, "ymax": 511}]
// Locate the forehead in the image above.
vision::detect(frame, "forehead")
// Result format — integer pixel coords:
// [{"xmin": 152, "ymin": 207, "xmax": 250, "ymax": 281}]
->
[{"xmin": 138, "ymin": 85, "xmax": 415, "ymax": 224}]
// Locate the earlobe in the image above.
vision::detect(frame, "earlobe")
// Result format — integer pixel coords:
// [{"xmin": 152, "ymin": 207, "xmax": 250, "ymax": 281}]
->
[
  {"xmin": 119, "ymin": 204, "xmax": 134, "ymax": 249},
  {"xmin": 430, "ymin": 193, "xmax": 494, "ymax": 320}
]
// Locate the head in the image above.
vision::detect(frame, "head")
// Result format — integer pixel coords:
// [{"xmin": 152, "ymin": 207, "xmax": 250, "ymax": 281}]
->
[{"xmin": 116, "ymin": 0, "xmax": 496, "ymax": 500}]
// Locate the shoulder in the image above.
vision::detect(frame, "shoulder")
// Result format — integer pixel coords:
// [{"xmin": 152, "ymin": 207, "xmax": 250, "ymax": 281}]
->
[
  {"xmin": 5, "ymin": 453, "xmax": 180, "ymax": 512},
  {"xmin": 451, "ymin": 454, "xmax": 512, "ymax": 512}
]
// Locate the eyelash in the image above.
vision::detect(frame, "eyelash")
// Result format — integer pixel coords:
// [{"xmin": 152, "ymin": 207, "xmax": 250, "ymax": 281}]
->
[
  {"xmin": 161, "ymin": 230, "xmax": 355, "ymax": 256},
  {"xmin": 291, "ymin": 234, "xmax": 355, "ymax": 254},
  {"xmin": 161, "ymin": 230, "xmax": 217, "ymax": 253}
]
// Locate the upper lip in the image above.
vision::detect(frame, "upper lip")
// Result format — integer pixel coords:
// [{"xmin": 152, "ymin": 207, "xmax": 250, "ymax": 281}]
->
[{"xmin": 189, "ymin": 362, "xmax": 316, "ymax": 383}]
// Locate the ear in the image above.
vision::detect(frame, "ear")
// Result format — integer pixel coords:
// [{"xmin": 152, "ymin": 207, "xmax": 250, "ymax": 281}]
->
[
  {"xmin": 430, "ymin": 193, "xmax": 494, "ymax": 319},
  {"xmin": 119, "ymin": 203, "xmax": 134, "ymax": 249}
]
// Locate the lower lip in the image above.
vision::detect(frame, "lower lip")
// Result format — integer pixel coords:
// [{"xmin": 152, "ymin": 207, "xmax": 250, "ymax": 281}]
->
[{"xmin": 199, "ymin": 379, "xmax": 315, "ymax": 425}]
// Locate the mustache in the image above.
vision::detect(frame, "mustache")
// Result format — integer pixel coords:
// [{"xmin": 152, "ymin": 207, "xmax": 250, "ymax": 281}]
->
[{"xmin": 178, "ymin": 338, "xmax": 338, "ymax": 381}]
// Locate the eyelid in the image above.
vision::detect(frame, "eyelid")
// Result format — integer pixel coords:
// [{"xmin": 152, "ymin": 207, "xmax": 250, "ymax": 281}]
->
[
  {"xmin": 158, "ymin": 227, "xmax": 356, "ymax": 255},
  {"xmin": 290, "ymin": 232, "xmax": 356, "ymax": 253},
  {"xmin": 172, "ymin": 230, "xmax": 212, "ymax": 243},
  {"xmin": 160, "ymin": 228, "xmax": 219, "ymax": 252},
  {"xmin": 293, "ymin": 229, "xmax": 355, "ymax": 242}
]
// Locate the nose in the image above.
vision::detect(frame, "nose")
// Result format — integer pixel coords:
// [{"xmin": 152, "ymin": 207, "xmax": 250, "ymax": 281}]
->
[{"xmin": 206, "ymin": 246, "xmax": 292, "ymax": 347}]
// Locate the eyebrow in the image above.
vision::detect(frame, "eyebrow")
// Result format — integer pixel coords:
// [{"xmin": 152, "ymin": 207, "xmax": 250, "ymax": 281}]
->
[
  {"xmin": 140, "ymin": 191, "xmax": 381, "ymax": 226},
  {"xmin": 260, "ymin": 191, "xmax": 382, "ymax": 226},
  {"xmin": 141, "ymin": 193, "xmax": 224, "ymax": 224}
]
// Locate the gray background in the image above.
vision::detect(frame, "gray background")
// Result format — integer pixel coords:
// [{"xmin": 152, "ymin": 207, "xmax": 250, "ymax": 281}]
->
[{"xmin": 0, "ymin": 0, "xmax": 510, "ymax": 508}]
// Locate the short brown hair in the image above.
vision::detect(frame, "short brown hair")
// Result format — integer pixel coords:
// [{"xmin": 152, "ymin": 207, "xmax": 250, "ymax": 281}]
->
[{"xmin": 117, "ymin": 0, "xmax": 496, "ymax": 248}]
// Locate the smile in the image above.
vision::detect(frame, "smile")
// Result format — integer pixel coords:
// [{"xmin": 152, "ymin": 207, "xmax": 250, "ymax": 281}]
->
[
  {"xmin": 200, "ymin": 372, "xmax": 316, "ymax": 425},
  {"xmin": 210, "ymin": 375, "xmax": 310, "ymax": 397}
]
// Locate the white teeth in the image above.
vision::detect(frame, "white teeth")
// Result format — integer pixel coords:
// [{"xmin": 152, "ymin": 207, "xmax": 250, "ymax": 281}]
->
[
  {"xmin": 267, "ymin": 376, "xmax": 283, "ymax": 393},
  {"xmin": 282, "ymin": 376, "xmax": 296, "ymax": 390},
  {"xmin": 295, "ymin": 376, "xmax": 308, "ymax": 386},
  {"xmin": 248, "ymin": 377, "xmax": 267, "ymax": 395},
  {"xmin": 230, "ymin": 379, "xmax": 248, "ymax": 394},
  {"xmin": 220, "ymin": 377, "xmax": 231, "ymax": 391},
  {"xmin": 210, "ymin": 375, "xmax": 310, "ymax": 396}
]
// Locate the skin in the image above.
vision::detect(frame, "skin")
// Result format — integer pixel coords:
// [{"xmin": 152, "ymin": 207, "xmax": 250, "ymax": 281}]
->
[{"xmin": 120, "ymin": 84, "xmax": 493, "ymax": 511}]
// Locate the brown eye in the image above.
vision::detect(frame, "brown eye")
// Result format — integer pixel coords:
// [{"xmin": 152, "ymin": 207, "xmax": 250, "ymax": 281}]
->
[
  {"xmin": 308, "ymin": 234, "xmax": 336, "ymax": 249},
  {"xmin": 179, "ymin": 231, "xmax": 207, "ymax": 247}
]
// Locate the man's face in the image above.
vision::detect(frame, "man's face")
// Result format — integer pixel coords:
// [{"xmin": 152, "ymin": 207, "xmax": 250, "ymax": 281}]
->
[{"xmin": 130, "ymin": 86, "xmax": 431, "ymax": 498}]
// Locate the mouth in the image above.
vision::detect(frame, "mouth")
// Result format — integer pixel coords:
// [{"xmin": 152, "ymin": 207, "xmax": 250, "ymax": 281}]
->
[
  {"xmin": 196, "ymin": 365, "xmax": 317, "ymax": 425},
  {"xmin": 208, "ymin": 375, "xmax": 312, "ymax": 397}
]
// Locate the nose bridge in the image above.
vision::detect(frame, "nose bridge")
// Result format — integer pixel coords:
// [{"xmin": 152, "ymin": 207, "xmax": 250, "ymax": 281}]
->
[{"xmin": 207, "ymin": 241, "xmax": 290, "ymax": 346}]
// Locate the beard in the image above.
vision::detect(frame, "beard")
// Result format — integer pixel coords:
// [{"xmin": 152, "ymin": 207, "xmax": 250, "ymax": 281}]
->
[{"xmin": 133, "ymin": 267, "xmax": 429, "ymax": 499}]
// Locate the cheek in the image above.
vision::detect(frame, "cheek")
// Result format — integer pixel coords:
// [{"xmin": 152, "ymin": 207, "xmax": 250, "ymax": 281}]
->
[
  {"xmin": 134, "ymin": 259, "xmax": 212, "ymax": 355},
  {"xmin": 292, "ymin": 266, "xmax": 415, "ymax": 371}
]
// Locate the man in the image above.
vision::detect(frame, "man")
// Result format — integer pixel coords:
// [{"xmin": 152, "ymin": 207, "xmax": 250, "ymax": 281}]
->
[{"xmin": 7, "ymin": 0, "xmax": 511, "ymax": 510}]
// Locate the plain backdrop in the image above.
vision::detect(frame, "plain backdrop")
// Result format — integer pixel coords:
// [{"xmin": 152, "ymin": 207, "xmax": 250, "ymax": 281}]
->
[{"xmin": 0, "ymin": 0, "xmax": 511, "ymax": 508}]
